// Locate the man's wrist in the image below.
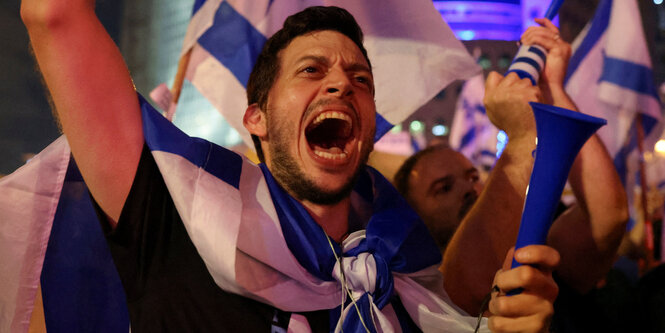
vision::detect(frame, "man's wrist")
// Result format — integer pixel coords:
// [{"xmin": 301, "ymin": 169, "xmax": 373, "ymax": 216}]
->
[{"xmin": 548, "ymin": 86, "xmax": 576, "ymax": 110}]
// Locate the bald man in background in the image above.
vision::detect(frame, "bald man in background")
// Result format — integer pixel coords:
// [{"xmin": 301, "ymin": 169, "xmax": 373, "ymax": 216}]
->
[{"xmin": 394, "ymin": 145, "xmax": 482, "ymax": 252}]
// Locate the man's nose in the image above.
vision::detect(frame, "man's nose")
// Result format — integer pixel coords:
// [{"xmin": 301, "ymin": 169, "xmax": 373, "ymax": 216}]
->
[
  {"xmin": 461, "ymin": 179, "xmax": 481, "ymax": 196},
  {"xmin": 472, "ymin": 182, "xmax": 483, "ymax": 196},
  {"xmin": 325, "ymin": 69, "xmax": 353, "ymax": 97}
]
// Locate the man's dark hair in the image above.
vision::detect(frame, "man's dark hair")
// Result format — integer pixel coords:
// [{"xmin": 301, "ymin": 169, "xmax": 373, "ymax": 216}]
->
[
  {"xmin": 394, "ymin": 145, "xmax": 450, "ymax": 197},
  {"xmin": 246, "ymin": 6, "xmax": 372, "ymax": 162}
]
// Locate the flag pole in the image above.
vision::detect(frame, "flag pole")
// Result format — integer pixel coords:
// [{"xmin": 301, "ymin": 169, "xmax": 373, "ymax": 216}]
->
[
  {"xmin": 165, "ymin": 48, "xmax": 192, "ymax": 121},
  {"xmin": 636, "ymin": 113, "xmax": 655, "ymax": 270}
]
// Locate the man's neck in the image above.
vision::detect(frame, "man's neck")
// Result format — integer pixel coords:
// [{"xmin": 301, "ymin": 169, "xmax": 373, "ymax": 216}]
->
[{"xmin": 301, "ymin": 198, "xmax": 351, "ymax": 243}]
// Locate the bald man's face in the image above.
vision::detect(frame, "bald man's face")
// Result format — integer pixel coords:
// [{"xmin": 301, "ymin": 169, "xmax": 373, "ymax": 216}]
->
[{"xmin": 406, "ymin": 148, "xmax": 483, "ymax": 249}]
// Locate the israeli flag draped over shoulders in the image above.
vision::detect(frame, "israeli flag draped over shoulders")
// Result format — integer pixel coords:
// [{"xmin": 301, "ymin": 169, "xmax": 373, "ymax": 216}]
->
[
  {"xmin": 180, "ymin": 0, "xmax": 480, "ymax": 146},
  {"xmin": 564, "ymin": 0, "xmax": 663, "ymax": 186},
  {"xmin": 1, "ymin": 1, "xmax": 483, "ymax": 332},
  {"xmin": 0, "ymin": 96, "xmax": 488, "ymax": 332}
]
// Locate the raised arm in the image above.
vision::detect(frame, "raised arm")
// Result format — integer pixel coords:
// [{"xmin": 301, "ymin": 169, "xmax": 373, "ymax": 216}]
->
[
  {"xmin": 443, "ymin": 19, "xmax": 629, "ymax": 315},
  {"xmin": 442, "ymin": 70, "xmax": 540, "ymax": 315},
  {"xmin": 528, "ymin": 18, "xmax": 629, "ymax": 293},
  {"xmin": 21, "ymin": 0, "xmax": 143, "ymax": 222}
]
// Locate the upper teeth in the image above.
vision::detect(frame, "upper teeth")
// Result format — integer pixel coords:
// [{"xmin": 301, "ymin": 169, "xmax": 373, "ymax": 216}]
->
[{"xmin": 312, "ymin": 111, "xmax": 352, "ymax": 126}]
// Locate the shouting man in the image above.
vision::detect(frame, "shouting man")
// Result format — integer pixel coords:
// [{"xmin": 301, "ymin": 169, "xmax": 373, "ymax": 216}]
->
[{"xmin": 19, "ymin": 2, "xmax": 559, "ymax": 332}]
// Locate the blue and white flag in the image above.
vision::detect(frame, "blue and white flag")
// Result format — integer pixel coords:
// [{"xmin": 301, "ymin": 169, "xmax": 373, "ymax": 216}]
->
[
  {"xmin": 1, "ymin": 2, "xmax": 483, "ymax": 330},
  {"xmin": 175, "ymin": 0, "xmax": 480, "ymax": 146},
  {"xmin": 564, "ymin": 0, "xmax": 663, "ymax": 227},
  {"xmin": 1, "ymin": 97, "xmax": 489, "ymax": 332},
  {"xmin": 449, "ymin": 73, "xmax": 500, "ymax": 169}
]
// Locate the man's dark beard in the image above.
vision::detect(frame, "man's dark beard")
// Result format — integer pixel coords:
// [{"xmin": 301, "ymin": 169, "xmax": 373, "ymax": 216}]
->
[
  {"xmin": 264, "ymin": 97, "xmax": 374, "ymax": 205},
  {"xmin": 269, "ymin": 142, "xmax": 369, "ymax": 205}
]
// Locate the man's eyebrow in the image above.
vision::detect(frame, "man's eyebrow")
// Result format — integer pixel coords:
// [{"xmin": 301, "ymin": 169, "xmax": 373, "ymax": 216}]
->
[
  {"xmin": 295, "ymin": 55, "xmax": 371, "ymax": 74},
  {"xmin": 346, "ymin": 63, "xmax": 372, "ymax": 74},
  {"xmin": 295, "ymin": 55, "xmax": 329, "ymax": 66},
  {"xmin": 465, "ymin": 167, "xmax": 479, "ymax": 176}
]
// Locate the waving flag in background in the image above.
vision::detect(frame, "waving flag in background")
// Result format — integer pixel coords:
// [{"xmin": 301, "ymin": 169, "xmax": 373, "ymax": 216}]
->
[
  {"xmin": 449, "ymin": 73, "xmax": 501, "ymax": 170},
  {"xmin": 154, "ymin": 0, "xmax": 480, "ymax": 146},
  {"xmin": 564, "ymin": 0, "xmax": 664, "ymax": 228},
  {"xmin": 0, "ymin": 1, "xmax": 480, "ymax": 331}
]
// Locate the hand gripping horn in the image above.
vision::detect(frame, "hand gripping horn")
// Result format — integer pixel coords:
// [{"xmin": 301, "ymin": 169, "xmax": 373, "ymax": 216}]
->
[{"xmin": 506, "ymin": 0, "xmax": 565, "ymax": 84}]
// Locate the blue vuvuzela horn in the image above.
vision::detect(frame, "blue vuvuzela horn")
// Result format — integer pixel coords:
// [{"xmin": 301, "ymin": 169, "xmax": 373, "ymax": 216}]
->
[{"xmin": 511, "ymin": 103, "xmax": 606, "ymax": 269}]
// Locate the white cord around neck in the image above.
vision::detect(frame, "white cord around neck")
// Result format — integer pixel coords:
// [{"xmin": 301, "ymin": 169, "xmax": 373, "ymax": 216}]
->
[{"xmin": 325, "ymin": 233, "xmax": 371, "ymax": 333}]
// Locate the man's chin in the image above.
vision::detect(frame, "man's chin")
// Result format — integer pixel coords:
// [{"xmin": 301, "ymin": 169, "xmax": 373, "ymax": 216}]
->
[
  {"xmin": 295, "ymin": 178, "xmax": 356, "ymax": 205},
  {"xmin": 269, "ymin": 142, "xmax": 369, "ymax": 206}
]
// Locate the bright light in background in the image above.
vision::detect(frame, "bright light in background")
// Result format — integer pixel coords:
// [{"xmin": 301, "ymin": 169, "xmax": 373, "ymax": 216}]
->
[
  {"xmin": 432, "ymin": 124, "xmax": 449, "ymax": 136},
  {"xmin": 655, "ymin": 0, "xmax": 663, "ymax": 5},
  {"xmin": 172, "ymin": 81, "xmax": 243, "ymax": 148},
  {"xmin": 457, "ymin": 30, "xmax": 475, "ymax": 41},
  {"xmin": 434, "ymin": 1, "xmax": 522, "ymax": 41},
  {"xmin": 496, "ymin": 130, "xmax": 508, "ymax": 158},
  {"xmin": 409, "ymin": 120, "xmax": 425, "ymax": 133},
  {"xmin": 655, "ymin": 139, "xmax": 665, "ymax": 154},
  {"xmin": 390, "ymin": 124, "xmax": 403, "ymax": 133}
]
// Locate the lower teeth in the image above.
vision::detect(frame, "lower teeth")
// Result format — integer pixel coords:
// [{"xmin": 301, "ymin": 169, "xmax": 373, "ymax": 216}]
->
[{"xmin": 314, "ymin": 150, "xmax": 347, "ymax": 160}]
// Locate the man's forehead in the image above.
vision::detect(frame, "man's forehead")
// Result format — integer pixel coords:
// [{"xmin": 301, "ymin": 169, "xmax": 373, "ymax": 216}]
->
[
  {"xmin": 415, "ymin": 149, "xmax": 471, "ymax": 177},
  {"xmin": 280, "ymin": 30, "xmax": 369, "ymax": 67}
]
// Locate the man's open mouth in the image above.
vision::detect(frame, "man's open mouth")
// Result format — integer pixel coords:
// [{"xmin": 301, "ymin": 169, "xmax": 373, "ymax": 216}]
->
[{"xmin": 305, "ymin": 111, "xmax": 354, "ymax": 161}]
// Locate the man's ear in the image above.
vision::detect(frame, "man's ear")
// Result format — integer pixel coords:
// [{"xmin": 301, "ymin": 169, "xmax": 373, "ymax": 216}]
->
[{"xmin": 243, "ymin": 103, "xmax": 267, "ymax": 138}]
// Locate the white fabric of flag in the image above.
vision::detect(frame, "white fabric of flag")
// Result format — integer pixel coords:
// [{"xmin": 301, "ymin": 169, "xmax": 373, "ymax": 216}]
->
[
  {"xmin": 449, "ymin": 74, "xmax": 500, "ymax": 169},
  {"xmin": 178, "ymin": 0, "xmax": 480, "ymax": 146},
  {"xmin": 0, "ymin": 97, "xmax": 490, "ymax": 332},
  {"xmin": 564, "ymin": 0, "xmax": 662, "ymax": 174},
  {"xmin": 564, "ymin": 0, "xmax": 663, "ymax": 227},
  {"xmin": 0, "ymin": 137, "xmax": 70, "ymax": 332}
]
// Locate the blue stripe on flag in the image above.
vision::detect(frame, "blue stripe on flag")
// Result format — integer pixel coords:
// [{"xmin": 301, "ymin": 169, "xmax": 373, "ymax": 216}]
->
[
  {"xmin": 476, "ymin": 104, "xmax": 486, "ymax": 115},
  {"xmin": 41, "ymin": 158, "xmax": 129, "ymax": 332},
  {"xmin": 565, "ymin": 0, "xmax": 612, "ymax": 83},
  {"xmin": 460, "ymin": 127, "xmax": 476, "ymax": 149},
  {"xmin": 198, "ymin": 2, "xmax": 267, "ymax": 87},
  {"xmin": 140, "ymin": 95, "xmax": 243, "ymax": 189},
  {"xmin": 374, "ymin": 113, "xmax": 394, "ymax": 142},
  {"xmin": 600, "ymin": 56, "xmax": 659, "ymax": 98},
  {"xmin": 480, "ymin": 149, "xmax": 496, "ymax": 158},
  {"xmin": 658, "ymin": 180, "xmax": 665, "ymax": 190},
  {"xmin": 192, "ymin": 0, "xmax": 206, "ymax": 15},
  {"xmin": 411, "ymin": 136, "xmax": 421, "ymax": 153},
  {"xmin": 260, "ymin": 163, "xmax": 339, "ymax": 281},
  {"xmin": 612, "ymin": 114, "xmax": 659, "ymax": 186}
]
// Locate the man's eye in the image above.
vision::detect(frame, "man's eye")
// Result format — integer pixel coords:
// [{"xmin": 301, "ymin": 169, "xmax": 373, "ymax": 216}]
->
[
  {"xmin": 303, "ymin": 66, "xmax": 317, "ymax": 73},
  {"xmin": 435, "ymin": 183, "xmax": 453, "ymax": 194},
  {"xmin": 355, "ymin": 76, "xmax": 368, "ymax": 83},
  {"xmin": 355, "ymin": 76, "xmax": 374, "ymax": 88}
]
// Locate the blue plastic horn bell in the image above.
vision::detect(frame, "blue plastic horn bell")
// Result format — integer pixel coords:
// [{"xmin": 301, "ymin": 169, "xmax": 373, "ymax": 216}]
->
[{"xmin": 511, "ymin": 102, "xmax": 606, "ymax": 268}]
